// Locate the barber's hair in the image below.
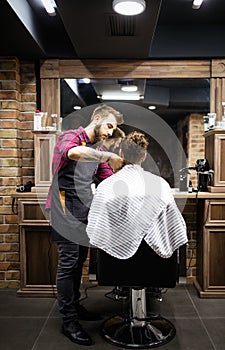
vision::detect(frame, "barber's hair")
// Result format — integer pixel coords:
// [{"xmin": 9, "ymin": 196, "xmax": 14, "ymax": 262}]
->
[
  {"xmin": 121, "ymin": 131, "xmax": 149, "ymax": 163},
  {"xmin": 112, "ymin": 127, "xmax": 126, "ymax": 139},
  {"xmin": 98, "ymin": 127, "xmax": 126, "ymax": 153},
  {"xmin": 91, "ymin": 104, "xmax": 124, "ymax": 125}
]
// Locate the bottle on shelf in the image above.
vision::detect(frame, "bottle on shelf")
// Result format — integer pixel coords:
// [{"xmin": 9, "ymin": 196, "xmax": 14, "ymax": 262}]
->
[
  {"xmin": 188, "ymin": 180, "xmax": 193, "ymax": 193},
  {"xmin": 33, "ymin": 110, "xmax": 43, "ymax": 130},
  {"xmin": 203, "ymin": 115, "xmax": 209, "ymax": 132},
  {"xmin": 207, "ymin": 112, "xmax": 216, "ymax": 130},
  {"xmin": 51, "ymin": 114, "xmax": 57, "ymax": 130}
]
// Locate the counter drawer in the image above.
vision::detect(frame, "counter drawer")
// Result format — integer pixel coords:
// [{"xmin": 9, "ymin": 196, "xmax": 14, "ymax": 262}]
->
[
  {"xmin": 204, "ymin": 200, "xmax": 225, "ymax": 225},
  {"xmin": 18, "ymin": 198, "xmax": 49, "ymax": 225}
]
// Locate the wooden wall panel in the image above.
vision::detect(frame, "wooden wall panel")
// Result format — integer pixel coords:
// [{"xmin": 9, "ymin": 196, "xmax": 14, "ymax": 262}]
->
[
  {"xmin": 210, "ymin": 77, "xmax": 225, "ymax": 118},
  {"xmin": 41, "ymin": 78, "xmax": 60, "ymax": 123}
]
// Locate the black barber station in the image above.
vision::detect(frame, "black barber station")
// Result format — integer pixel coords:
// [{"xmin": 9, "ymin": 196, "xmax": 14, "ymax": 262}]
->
[{"xmin": 97, "ymin": 241, "xmax": 178, "ymax": 348}]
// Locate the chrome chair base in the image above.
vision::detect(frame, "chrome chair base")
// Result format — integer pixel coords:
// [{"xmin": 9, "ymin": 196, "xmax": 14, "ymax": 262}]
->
[{"xmin": 101, "ymin": 314, "xmax": 176, "ymax": 349}]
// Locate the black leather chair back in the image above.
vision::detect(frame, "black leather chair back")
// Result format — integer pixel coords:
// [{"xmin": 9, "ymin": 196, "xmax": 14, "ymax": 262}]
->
[{"xmin": 97, "ymin": 240, "xmax": 178, "ymax": 288}]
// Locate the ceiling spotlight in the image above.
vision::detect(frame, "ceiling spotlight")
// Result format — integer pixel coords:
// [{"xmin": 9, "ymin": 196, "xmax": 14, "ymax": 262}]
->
[
  {"xmin": 192, "ymin": 0, "xmax": 204, "ymax": 9},
  {"xmin": 112, "ymin": 0, "xmax": 146, "ymax": 16},
  {"xmin": 73, "ymin": 106, "xmax": 82, "ymax": 110},
  {"xmin": 148, "ymin": 105, "xmax": 156, "ymax": 110},
  {"xmin": 41, "ymin": 0, "xmax": 56, "ymax": 16}
]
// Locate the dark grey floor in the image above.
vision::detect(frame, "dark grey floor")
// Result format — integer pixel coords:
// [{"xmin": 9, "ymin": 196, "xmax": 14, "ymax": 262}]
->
[{"xmin": 0, "ymin": 284, "xmax": 225, "ymax": 350}]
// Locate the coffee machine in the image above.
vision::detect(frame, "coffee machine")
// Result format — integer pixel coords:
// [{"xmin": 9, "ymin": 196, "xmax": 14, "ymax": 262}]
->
[
  {"xmin": 179, "ymin": 159, "xmax": 214, "ymax": 192},
  {"xmin": 195, "ymin": 159, "xmax": 213, "ymax": 191}
]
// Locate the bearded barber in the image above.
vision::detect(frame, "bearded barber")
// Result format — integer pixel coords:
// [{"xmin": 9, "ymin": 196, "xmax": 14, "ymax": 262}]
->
[{"xmin": 46, "ymin": 104, "xmax": 124, "ymax": 346}]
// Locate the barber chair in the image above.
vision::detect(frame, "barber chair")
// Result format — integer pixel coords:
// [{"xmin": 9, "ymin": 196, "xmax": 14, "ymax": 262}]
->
[{"xmin": 97, "ymin": 241, "xmax": 178, "ymax": 348}]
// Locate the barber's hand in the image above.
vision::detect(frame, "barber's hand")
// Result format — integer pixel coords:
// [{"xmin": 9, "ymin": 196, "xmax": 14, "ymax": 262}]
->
[{"xmin": 108, "ymin": 154, "xmax": 124, "ymax": 172}]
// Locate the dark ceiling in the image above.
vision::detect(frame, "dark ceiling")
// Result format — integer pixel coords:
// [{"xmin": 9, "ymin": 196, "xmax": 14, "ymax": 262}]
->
[
  {"xmin": 2, "ymin": 0, "xmax": 225, "ymax": 60},
  {"xmin": 1, "ymin": 0, "xmax": 223, "ymax": 123}
]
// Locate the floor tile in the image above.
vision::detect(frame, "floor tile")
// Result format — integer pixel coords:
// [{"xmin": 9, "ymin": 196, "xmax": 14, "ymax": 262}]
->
[
  {"xmin": 0, "ymin": 317, "xmax": 45, "ymax": 350},
  {"xmin": 146, "ymin": 284, "xmax": 198, "ymax": 319},
  {"xmin": 186, "ymin": 285, "xmax": 225, "ymax": 318},
  {"xmin": 0, "ymin": 289, "xmax": 55, "ymax": 317},
  {"xmin": 0, "ymin": 285, "xmax": 224, "ymax": 350},
  {"xmin": 203, "ymin": 318, "xmax": 225, "ymax": 350},
  {"xmin": 33, "ymin": 317, "xmax": 118, "ymax": 350},
  {"xmin": 154, "ymin": 318, "xmax": 215, "ymax": 350}
]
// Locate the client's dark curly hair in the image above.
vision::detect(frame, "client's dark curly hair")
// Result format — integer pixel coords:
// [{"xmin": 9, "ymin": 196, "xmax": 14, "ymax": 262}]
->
[{"xmin": 121, "ymin": 131, "xmax": 149, "ymax": 164}]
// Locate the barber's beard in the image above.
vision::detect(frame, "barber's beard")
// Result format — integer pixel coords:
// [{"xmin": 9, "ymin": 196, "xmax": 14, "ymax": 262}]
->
[{"xmin": 93, "ymin": 124, "xmax": 102, "ymax": 143}]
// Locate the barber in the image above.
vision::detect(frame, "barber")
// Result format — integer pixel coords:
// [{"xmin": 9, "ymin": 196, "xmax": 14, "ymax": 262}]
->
[{"xmin": 46, "ymin": 104, "xmax": 124, "ymax": 346}]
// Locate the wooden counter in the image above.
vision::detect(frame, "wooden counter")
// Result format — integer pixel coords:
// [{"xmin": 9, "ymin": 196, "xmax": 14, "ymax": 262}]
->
[
  {"xmin": 172, "ymin": 190, "xmax": 225, "ymax": 199},
  {"xmin": 173, "ymin": 190, "xmax": 225, "ymax": 297},
  {"xmin": 13, "ymin": 190, "xmax": 225, "ymax": 298},
  {"xmin": 13, "ymin": 191, "xmax": 57, "ymax": 297}
]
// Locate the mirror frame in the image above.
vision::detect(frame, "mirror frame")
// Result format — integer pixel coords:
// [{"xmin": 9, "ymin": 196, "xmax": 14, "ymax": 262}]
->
[{"xmin": 40, "ymin": 58, "xmax": 225, "ymax": 123}]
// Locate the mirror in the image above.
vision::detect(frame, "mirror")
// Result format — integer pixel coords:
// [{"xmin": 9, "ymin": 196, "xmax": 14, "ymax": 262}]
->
[
  {"xmin": 60, "ymin": 78, "xmax": 210, "ymax": 126},
  {"xmin": 60, "ymin": 78, "xmax": 210, "ymax": 188}
]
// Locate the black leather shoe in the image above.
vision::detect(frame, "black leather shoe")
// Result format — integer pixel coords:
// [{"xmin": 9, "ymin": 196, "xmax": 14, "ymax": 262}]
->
[
  {"xmin": 77, "ymin": 304, "xmax": 102, "ymax": 321},
  {"xmin": 62, "ymin": 321, "xmax": 93, "ymax": 346}
]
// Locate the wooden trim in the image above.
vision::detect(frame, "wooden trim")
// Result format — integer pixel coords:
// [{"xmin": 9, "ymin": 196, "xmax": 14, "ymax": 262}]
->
[
  {"xmin": 40, "ymin": 59, "xmax": 211, "ymax": 79},
  {"xmin": 211, "ymin": 59, "xmax": 225, "ymax": 78},
  {"xmin": 194, "ymin": 279, "xmax": 225, "ymax": 298},
  {"xmin": 210, "ymin": 77, "xmax": 216, "ymax": 113},
  {"xmin": 40, "ymin": 58, "xmax": 212, "ymax": 114}
]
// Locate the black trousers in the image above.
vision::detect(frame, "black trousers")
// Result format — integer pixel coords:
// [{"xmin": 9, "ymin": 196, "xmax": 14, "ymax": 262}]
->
[{"xmin": 56, "ymin": 240, "xmax": 88, "ymax": 325}]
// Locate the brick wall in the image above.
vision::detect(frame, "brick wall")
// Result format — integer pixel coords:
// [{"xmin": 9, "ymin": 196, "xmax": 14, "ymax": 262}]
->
[
  {"xmin": 0, "ymin": 57, "xmax": 36, "ymax": 288},
  {"xmin": 177, "ymin": 113, "xmax": 205, "ymax": 282},
  {"xmin": 187, "ymin": 113, "xmax": 205, "ymax": 188}
]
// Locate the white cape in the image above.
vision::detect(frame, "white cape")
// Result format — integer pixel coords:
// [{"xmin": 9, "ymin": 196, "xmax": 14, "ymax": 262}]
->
[{"xmin": 87, "ymin": 165, "xmax": 187, "ymax": 259}]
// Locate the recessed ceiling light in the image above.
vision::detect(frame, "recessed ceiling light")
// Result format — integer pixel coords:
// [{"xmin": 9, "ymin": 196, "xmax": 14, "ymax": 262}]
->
[
  {"xmin": 148, "ymin": 105, "xmax": 156, "ymax": 110},
  {"xmin": 101, "ymin": 93, "xmax": 141, "ymax": 100},
  {"xmin": 73, "ymin": 106, "xmax": 82, "ymax": 110},
  {"xmin": 81, "ymin": 78, "xmax": 91, "ymax": 84},
  {"xmin": 112, "ymin": 0, "xmax": 146, "ymax": 16},
  {"xmin": 41, "ymin": 0, "xmax": 56, "ymax": 16},
  {"xmin": 192, "ymin": 0, "xmax": 204, "ymax": 9},
  {"xmin": 121, "ymin": 85, "xmax": 138, "ymax": 92}
]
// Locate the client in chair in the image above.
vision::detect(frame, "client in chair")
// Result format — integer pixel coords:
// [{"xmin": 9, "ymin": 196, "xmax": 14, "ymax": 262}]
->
[{"xmin": 87, "ymin": 131, "xmax": 188, "ymax": 348}]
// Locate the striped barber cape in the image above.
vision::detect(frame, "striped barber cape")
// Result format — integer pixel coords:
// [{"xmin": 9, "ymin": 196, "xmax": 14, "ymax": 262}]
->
[{"xmin": 87, "ymin": 164, "xmax": 188, "ymax": 259}]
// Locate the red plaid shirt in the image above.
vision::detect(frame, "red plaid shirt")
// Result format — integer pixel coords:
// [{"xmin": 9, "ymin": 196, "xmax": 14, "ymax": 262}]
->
[{"xmin": 46, "ymin": 127, "xmax": 113, "ymax": 209}]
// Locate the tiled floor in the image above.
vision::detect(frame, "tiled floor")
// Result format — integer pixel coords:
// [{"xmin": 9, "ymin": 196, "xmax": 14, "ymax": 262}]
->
[{"xmin": 0, "ymin": 284, "xmax": 225, "ymax": 350}]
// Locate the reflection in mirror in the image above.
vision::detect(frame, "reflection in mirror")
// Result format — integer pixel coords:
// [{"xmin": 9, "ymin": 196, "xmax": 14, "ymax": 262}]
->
[
  {"xmin": 61, "ymin": 78, "xmax": 210, "ymax": 125},
  {"xmin": 60, "ymin": 78, "xmax": 210, "ymax": 187}
]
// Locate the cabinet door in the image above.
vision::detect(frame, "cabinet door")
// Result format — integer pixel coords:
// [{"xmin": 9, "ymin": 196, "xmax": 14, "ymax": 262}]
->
[
  {"xmin": 205, "ymin": 131, "xmax": 225, "ymax": 189},
  {"xmin": 18, "ymin": 226, "xmax": 58, "ymax": 296},
  {"xmin": 34, "ymin": 132, "xmax": 56, "ymax": 187},
  {"xmin": 214, "ymin": 134, "xmax": 225, "ymax": 186},
  {"xmin": 203, "ymin": 227, "xmax": 225, "ymax": 291}
]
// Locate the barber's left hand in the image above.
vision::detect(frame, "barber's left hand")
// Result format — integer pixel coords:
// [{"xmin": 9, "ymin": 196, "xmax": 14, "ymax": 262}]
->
[{"xmin": 108, "ymin": 154, "xmax": 124, "ymax": 172}]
